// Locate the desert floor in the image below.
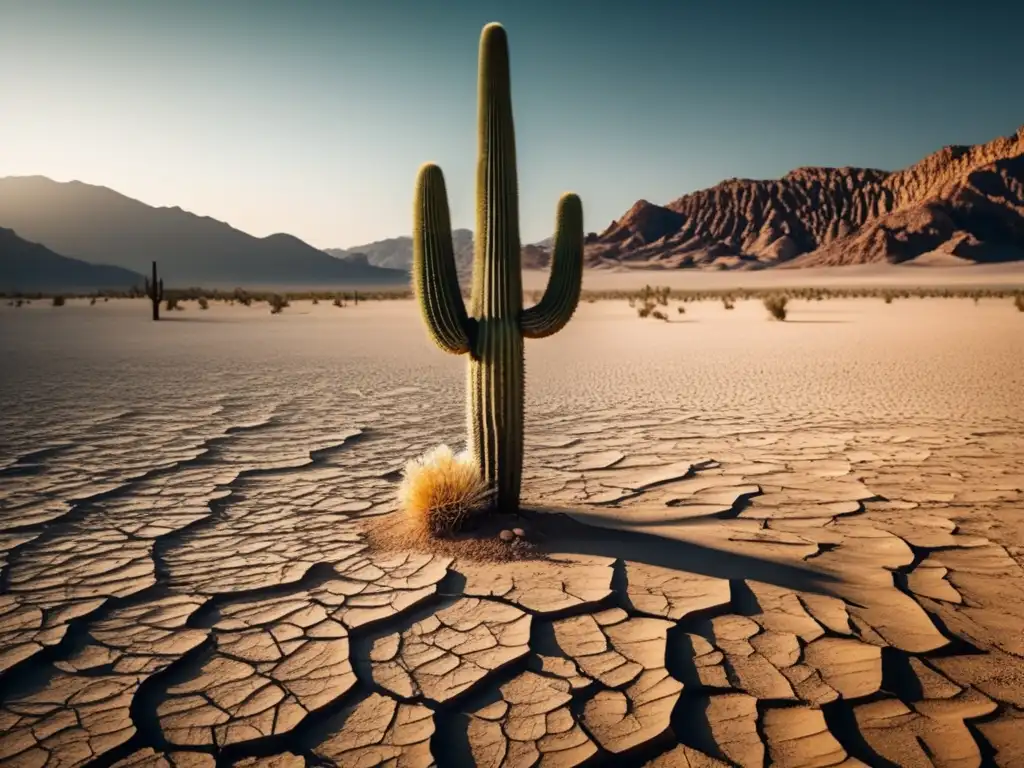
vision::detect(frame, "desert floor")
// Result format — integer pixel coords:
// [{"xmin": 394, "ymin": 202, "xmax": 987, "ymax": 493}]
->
[
  {"xmin": 526, "ymin": 262, "xmax": 1024, "ymax": 293},
  {"xmin": 0, "ymin": 296, "xmax": 1022, "ymax": 767}
]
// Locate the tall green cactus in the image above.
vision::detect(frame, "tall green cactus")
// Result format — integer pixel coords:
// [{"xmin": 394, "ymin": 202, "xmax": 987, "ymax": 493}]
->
[
  {"xmin": 144, "ymin": 260, "xmax": 164, "ymax": 321},
  {"xmin": 413, "ymin": 22, "xmax": 584, "ymax": 514}
]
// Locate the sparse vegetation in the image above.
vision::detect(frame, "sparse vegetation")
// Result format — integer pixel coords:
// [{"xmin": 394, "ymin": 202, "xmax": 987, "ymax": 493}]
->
[
  {"xmin": 677, "ymin": 305, "xmax": 685, "ymax": 314},
  {"xmin": 651, "ymin": 309, "xmax": 669, "ymax": 321},
  {"xmin": 884, "ymin": 293, "xmax": 894, "ymax": 304},
  {"xmin": 52, "ymin": 296, "xmax": 65, "ymax": 307},
  {"xmin": 763, "ymin": 295, "xmax": 788, "ymax": 321},
  {"xmin": 397, "ymin": 445, "xmax": 491, "ymax": 537},
  {"xmin": 311, "ymin": 297, "xmax": 319, "ymax": 305},
  {"xmin": 269, "ymin": 294, "xmax": 289, "ymax": 314},
  {"xmin": 165, "ymin": 297, "xmax": 180, "ymax": 311},
  {"xmin": 198, "ymin": 297, "xmax": 209, "ymax": 310},
  {"xmin": 90, "ymin": 296, "xmax": 97, "ymax": 306},
  {"xmin": 5, "ymin": 284, "xmax": 1023, "ymax": 311},
  {"xmin": 1015, "ymin": 294, "xmax": 1024, "ymax": 312}
]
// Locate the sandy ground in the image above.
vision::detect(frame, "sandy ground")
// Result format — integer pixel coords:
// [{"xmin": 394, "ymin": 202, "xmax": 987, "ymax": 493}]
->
[
  {"xmin": 0, "ymin": 296, "xmax": 1022, "ymax": 767},
  {"xmin": 523, "ymin": 262, "xmax": 1024, "ymax": 293}
]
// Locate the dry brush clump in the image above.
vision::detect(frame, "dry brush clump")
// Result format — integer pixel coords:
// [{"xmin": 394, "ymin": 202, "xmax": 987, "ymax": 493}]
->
[
  {"xmin": 198, "ymin": 297, "xmax": 209, "ymax": 310},
  {"xmin": 51, "ymin": 296, "xmax": 65, "ymax": 307},
  {"xmin": 1015, "ymin": 293, "xmax": 1024, "ymax": 312},
  {"xmin": 268, "ymin": 294, "xmax": 290, "ymax": 314},
  {"xmin": 397, "ymin": 445, "xmax": 492, "ymax": 537},
  {"xmin": 630, "ymin": 285, "xmax": 672, "ymax": 319},
  {"xmin": 763, "ymin": 295, "xmax": 788, "ymax": 321}
]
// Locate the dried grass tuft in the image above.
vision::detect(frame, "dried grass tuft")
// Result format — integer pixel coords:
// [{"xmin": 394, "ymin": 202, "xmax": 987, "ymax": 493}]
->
[{"xmin": 398, "ymin": 444, "xmax": 491, "ymax": 537}]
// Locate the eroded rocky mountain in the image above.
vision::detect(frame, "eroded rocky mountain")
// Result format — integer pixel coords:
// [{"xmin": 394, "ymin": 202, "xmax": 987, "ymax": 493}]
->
[{"xmin": 589, "ymin": 125, "xmax": 1024, "ymax": 269}]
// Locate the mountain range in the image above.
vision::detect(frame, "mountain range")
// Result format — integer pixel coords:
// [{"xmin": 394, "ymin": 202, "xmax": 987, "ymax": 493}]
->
[
  {"xmin": 587, "ymin": 124, "xmax": 1024, "ymax": 269},
  {"xmin": 0, "ymin": 227, "xmax": 144, "ymax": 292},
  {"xmin": 2, "ymin": 124, "xmax": 1022, "ymax": 292},
  {"xmin": 326, "ymin": 230, "xmax": 552, "ymax": 277},
  {"xmin": 0, "ymin": 177, "xmax": 407, "ymax": 288}
]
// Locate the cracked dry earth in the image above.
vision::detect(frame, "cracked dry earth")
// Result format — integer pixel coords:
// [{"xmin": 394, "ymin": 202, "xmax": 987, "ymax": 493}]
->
[{"xmin": 1, "ymin": 297, "xmax": 1022, "ymax": 768}]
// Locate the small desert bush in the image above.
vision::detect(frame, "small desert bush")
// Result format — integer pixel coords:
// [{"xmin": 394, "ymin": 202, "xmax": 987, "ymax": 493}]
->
[
  {"xmin": 165, "ymin": 297, "xmax": 180, "ymax": 311},
  {"xmin": 312, "ymin": 297, "xmax": 319, "ymax": 305},
  {"xmin": 198, "ymin": 297, "xmax": 209, "ymax": 310},
  {"xmin": 651, "ymin": 309, "xmax": 669, "ymax": 321},
  {"xmin": 398, "ymin": 445, "xmax": 490, "ymax": 537},
  {"xmin": 677, "ymin": 305, "xmax": 685, "ymax": 314},
  {"xmin": 722, "ymin": 297, "xmax": 734, "ymax": 310},
  {"xmin": 269, "ymin": 294, "xmax": 289, "ymax": 314},
  {"xmin": 52, "ymin": 296, "xmax": 65, "ymax": 307},
  {"xmin": 763, "ymin": 295, "xmax": 788, "ymax": 321},
  {"xmin": 89, "ymin": 296, "xmax": 97, "ymax": 306},
  {"xmin": 637, "ymin": 302, "xmax": 654, "ymax": 318},
  {"xmin": 1015, "ymin": 294, "xmax": 1024, "ymax": 312},
  {"xmin": 333, "ymin": 295, "xmax": 344, "ymax": 308},
  {"xmin": 883, "ymin": 293, "xmax": 893, "ymax": 304}
]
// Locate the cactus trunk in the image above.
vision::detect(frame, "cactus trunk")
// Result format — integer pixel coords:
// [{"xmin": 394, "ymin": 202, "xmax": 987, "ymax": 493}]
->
[
  {"xmin": 144, "ymin": 261, "xmax": 164, "ymax": 321},
  {"xmin": 468, "ymin": 321, "xmax": 524, "ymax": 511},
  {"xmin": 412, "ymin": 22, "xmax": 584, "ymax": 516},
  {"xmin": 151, "ymin": 261, "xmax": 159, "ymax": 321}
]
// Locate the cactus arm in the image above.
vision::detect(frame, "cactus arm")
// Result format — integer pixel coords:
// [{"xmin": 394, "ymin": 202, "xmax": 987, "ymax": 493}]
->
[
  {"xmin": 413, "ymin": 163, "xmax": 474, "ymax": 355},
  {"xmin": 520, "ymin": 192, "xmax": 583, "ymax": 339}
]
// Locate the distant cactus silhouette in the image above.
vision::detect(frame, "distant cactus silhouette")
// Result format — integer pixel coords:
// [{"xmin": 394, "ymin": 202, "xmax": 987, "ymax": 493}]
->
[
  {"xmin": 144, "ymin": 261, "xmax": 164, "ymax": 321},
  {"xmin": 412, "ymin": 22, "xmax": 584, "ymax": 513}
]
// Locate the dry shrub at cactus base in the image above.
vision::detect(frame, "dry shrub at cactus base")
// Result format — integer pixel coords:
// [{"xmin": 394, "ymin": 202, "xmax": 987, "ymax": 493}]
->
[{"xmin": 397, "ymin": 446, "xmax": 492, "ymax": 537}]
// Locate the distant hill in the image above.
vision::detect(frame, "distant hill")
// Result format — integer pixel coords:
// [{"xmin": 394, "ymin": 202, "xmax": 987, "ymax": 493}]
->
[
  {"xmin": 326, "ymin": 230, "xmax": 552, "ymax": 278},
  {"xmin": 588, "ymin": 124, "xmax": 1024, "ymax": 269},
  {"xmin": 0, "ymin": 176, "xmax": 409, "ymax": 287},
  {"xmin": 0, "ymin": 227, "xmax": 144, "ymax": 292}
]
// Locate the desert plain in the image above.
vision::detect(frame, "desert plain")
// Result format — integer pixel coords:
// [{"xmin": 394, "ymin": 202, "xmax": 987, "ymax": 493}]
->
[{"xmin": 1, "ymin": 285, "xmax": 1023, "ymax": 768}]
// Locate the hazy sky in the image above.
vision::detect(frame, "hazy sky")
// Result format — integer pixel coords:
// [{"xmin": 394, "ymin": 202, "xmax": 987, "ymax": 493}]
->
[{"xmin": 2, "ymin": 0, "xmax": 1021, "ymax": 249}]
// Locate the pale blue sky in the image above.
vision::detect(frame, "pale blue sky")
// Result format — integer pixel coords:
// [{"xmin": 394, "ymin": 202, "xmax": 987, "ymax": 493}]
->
[{"xmin": 1, "ymin": 0, "xmax": 1021, "ymax": 248}]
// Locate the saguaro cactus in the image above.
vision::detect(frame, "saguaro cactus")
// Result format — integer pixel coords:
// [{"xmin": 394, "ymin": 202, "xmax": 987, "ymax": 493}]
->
[
  {"xmin": 144, "ymin": 261, "xmax": 164, "ymax": 321},
  {"xmin": 412, "ymin": 22, "xmax": 584, "ymax": 513}
]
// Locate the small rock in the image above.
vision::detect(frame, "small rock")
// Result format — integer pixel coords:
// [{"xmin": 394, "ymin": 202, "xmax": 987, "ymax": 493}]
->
[
  {"xmin": 512, "ymin": 527, "xmax": 527, "ymax": 538},
  {"xmin": 499, "ymin": 529, "xmax": 515, "ymax": 542}
]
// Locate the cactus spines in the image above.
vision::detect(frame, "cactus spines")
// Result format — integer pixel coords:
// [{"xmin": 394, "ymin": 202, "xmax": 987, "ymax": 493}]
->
[
  {"xmin": 412, "ymin": 22, "xmax": 584, "ymax": 514},
  {"xmin": 143, "ymin": 260, "xmax": 164, "ymax": 321}
]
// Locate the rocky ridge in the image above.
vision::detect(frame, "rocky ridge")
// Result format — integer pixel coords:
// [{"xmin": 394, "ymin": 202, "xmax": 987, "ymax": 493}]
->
[{"xmin": 589, "ymin": 124, "xmax": 1024, "ymax": 269}]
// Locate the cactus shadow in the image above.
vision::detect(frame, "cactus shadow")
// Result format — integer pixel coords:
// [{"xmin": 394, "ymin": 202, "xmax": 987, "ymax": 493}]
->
[{"xmin": 524, "ymin": 506, "xmax": 840, "ymax": 597}]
